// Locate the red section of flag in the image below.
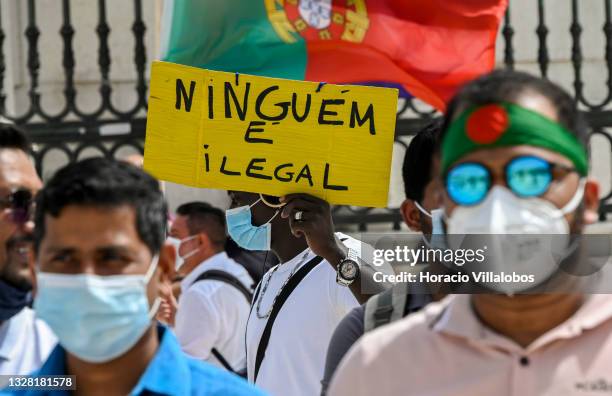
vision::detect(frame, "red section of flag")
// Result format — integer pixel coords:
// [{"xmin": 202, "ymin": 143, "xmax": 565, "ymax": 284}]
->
[
  {"xmin": 303, "ymin": 0, "xmax": 508, "ymax": 111},
  {"xmin": 466, "ymin": 104, "xmax": 509, "ymax": 144}
]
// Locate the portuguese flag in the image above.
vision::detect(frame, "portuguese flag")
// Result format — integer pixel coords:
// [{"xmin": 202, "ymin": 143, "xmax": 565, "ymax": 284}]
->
[{"xmin": 160, "ymin": 0, "xmax": 508, "ymax": 111}]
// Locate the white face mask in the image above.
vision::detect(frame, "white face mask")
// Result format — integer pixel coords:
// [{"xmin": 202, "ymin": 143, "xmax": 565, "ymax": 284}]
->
[
  {"xmin": 166, "ymin": 235, "xmax": 199, "ymax": 271},
  {"xmin": 447, "ymin": 181, "xmax": 585, "ymax": 235},
  {"xmin": 430, "ymin": 209, "xmax": 445, "ymax": 236},
  {"xmin": 445, "ymin": 180, "xmax": 585, "ymax": 294},
  {"xmin": 415, "ymin": 202, "xmax": 445, "ymax": 249}
]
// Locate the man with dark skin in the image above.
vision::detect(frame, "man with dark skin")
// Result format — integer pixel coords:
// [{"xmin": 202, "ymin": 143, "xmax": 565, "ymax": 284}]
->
[
  {"xmin": 229, "ymin": 193, "xmax": 386, "ymax": 302},
  {"xmin": 329, "ymin": 70, "xmax": 607, "ymax": 395},
  {"xmin": 228, "ymin": 192, "xmax": 388, "ymax": 396},
  {"xmin": 10, "ymin": 158, "xmax": 264, "ymax": 396}
]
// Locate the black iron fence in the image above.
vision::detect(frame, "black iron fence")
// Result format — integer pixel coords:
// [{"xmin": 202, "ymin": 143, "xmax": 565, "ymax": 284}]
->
[
  {"xmin": 0, "ymin": 0, "xmax": 148, "ymax": 174},
  {"xmin": 0, "ymin": 0, "xmax": 610, "ymax": 229}
]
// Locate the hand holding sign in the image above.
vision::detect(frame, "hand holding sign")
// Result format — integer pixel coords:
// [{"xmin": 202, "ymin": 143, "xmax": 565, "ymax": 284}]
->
[
  {"xmin": 280, "ymin": 193, "xmax": 345, "ymax": 263},
  {"xmin": 144, "ymin": 61, "xmax": 398, "ymax": 207}
]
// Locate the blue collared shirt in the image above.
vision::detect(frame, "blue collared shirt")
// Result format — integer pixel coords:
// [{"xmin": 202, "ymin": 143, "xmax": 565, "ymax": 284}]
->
[{"xmin": 2, "ymin": 326, "xmax": 265, "ymax": 396}]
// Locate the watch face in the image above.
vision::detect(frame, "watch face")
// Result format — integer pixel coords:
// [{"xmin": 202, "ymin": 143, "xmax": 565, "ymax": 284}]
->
[{"xmin": 340, "ymin": 260, "xmax": 358, "ymax": 280}]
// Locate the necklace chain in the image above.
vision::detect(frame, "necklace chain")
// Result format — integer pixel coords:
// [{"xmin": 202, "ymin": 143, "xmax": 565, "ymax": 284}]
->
[{"xmin": 256, "ymin": 250, "xmax": 311, "ymax": 319}]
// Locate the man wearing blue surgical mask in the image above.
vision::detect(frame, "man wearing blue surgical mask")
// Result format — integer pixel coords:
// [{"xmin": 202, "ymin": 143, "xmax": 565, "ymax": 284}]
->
[
  {"xmin": 226, "ymin": 191, "xmax": 390, "ymax": 396},
  {"xmin": 329, "ymin": 70, "xmax": 608, "ymax": 396},
  {"xmin": 10, "ymin": 158, "xmax": 264, "ymax": 396},
  {"xmin": 0, "ymin": 124, "xmax": 56, "ymax": 376}
]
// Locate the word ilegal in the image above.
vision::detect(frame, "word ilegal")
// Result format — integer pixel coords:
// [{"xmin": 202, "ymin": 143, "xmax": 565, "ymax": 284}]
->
[{"xmin": 203, "ymin": 146, "xmax": 348, "ymax": 191}]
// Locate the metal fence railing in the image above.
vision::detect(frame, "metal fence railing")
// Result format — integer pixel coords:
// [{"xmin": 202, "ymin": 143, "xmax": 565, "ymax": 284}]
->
[{"xmin": 0, "ymin": 0, "xmax": 610, "ymax": 229}]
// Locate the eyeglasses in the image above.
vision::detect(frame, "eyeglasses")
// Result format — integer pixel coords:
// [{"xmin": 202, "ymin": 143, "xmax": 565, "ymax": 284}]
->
[
  {"xmin": 0, "ymin": 189, "xmax": 34, "ymax": 224},
  {"xmin": 445, "ymin": 155, "xmax": 576, "ymax": 206}
]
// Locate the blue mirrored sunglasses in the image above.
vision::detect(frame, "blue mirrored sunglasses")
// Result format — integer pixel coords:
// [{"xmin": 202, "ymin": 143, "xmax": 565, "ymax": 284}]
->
[{"xmin": 445, "ymin": 155, "xmax": 576, "ymax": 206}]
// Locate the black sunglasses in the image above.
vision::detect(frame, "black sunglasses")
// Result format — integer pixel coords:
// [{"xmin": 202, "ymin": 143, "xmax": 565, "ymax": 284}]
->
[{"xmin": 0, "ymin": 189, "xmax": 35, "ymax": 224}]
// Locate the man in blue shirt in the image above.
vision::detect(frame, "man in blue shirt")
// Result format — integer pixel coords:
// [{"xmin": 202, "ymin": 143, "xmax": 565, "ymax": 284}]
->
[{"xmin": 3, "ymin": 158, "xmax": 264, "ymax": 396}]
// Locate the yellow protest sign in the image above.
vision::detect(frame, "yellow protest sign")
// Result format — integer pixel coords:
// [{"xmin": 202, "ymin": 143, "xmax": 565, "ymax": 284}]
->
[{"xmin": 144, "ymin": 61, "xmax": 398, "ymax": 207}]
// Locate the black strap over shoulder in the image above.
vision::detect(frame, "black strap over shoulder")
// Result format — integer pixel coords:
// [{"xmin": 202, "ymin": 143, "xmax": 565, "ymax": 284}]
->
[
  {"xmin": 211, "ymin": 348, "xmax": 236, "ymax": 373},
  {"xmin": 192, "ymin": 269, "xmax": 253, "ymax": 302},
  {"xmin": 190, "ymin": 269, "xmax": 253, "ymax": 376},
  {"xmin": 254, "ymin": 255, "xmax": 324, "ymax": 381}
]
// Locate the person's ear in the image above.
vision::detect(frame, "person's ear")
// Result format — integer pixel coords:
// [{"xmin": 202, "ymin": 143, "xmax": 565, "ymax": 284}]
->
[
  {"xmin": 197, "ymin": 233, "xmax": 213, "ymax": 254},
  {"xmin": 582, "ymin": 178, "xmax": 600, "ymax": 225},
  {"xmin": 153, "ymin": 243, "xmax": 178, "ymax": 325},
  {"xmin": 400, "ymin": 200, "xmax": 422, "ymax": 232},
  {"xmin": 157, "ymin": 242, "xmax": 175, "ymax": 282}
]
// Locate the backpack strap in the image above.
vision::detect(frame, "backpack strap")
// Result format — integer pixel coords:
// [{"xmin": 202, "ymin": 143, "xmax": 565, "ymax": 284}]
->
[
  {"xmin": 389, "ymin": 283, "xmax": 410, "ymax": 322},
  {"xmin": 190, "ymin": 270, "xmax": 253, "ymax": 376},
  {"xmin": 254, "ymin": 256, "xmax": 324, "ymax": 381},
  {"xmin": 211, "ymin": 348, "xmax": 237, "ymax": 373},
  {"xmin": 192, "ymin": 269, "xmax": 253, "ymax": 302},
  {"xmin": 364, "ymin": 282, "xmax": 410, "ymax": 332}
]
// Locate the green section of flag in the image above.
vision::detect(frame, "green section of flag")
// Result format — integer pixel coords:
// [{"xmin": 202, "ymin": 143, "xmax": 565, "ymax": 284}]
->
[{"xmin": 161, "ymin": 0, "xmax": 306, "ymax": 80}]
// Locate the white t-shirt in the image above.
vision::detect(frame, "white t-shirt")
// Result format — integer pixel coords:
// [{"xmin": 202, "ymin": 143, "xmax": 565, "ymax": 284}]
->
[
  {"xmin": 246, "ymin": 234, "xmax": 361, "ymax": 396},
  {"xmin": 175, "ymin": 251, "xmax": 253, "ymax": 371}
]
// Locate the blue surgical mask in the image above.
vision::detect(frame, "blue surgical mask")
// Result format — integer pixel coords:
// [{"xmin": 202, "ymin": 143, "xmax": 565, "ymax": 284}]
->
[
  {"xmin": 0, "ymin": 279, "xmax": 31, "ymax": 322},
  {"xmin": 34, "ymin": 255, "xmax": 161, "ymax": 363},
  {"xmin": 226, "ymin": 198, "xmax": 279, "ymax": 251}
]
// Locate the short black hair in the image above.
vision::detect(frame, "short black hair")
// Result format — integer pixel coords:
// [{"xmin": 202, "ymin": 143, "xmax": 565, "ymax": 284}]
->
[
  {"xmin": 442, "ymin": 69, "xmax": 589, "ymax": 151},
  {"xmin": 0, "ymin": 123, "xmax": 31, "ymax": 153},
  {"xmin": 402, "ymin": 120, "xmax": 443, "ymax": 202},
  {"xmin": 176, "ymin": 201, "xmax": 226, "ymax": 247},
  {"xmin": 34, "ymin": 158, "xmax": 167, "ymax": 254}
]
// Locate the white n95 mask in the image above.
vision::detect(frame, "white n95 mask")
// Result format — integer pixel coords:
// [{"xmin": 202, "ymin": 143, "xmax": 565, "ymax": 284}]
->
[
  {"xmin": 447, "ymin": 181, "xmax": 585, "ymax": 235},
  {"xmin": 445, "ymin": 181, "xmax": 585, "ymax": 294}
]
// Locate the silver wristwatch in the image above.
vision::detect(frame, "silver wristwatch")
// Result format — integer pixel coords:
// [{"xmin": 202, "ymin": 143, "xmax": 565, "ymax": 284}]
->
[{"xmin": 336, "ymin": 248, "xmax": 360, "ymax": 287}]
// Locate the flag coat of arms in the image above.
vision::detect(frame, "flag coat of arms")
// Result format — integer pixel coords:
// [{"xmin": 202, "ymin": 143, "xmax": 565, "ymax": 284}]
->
[{"xmin": 160, "ymin": 0, "xmax": 508, "ymax": 110}]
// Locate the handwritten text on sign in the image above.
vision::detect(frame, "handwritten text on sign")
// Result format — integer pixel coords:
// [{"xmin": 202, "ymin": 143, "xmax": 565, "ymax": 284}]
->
[{"xmin": 143, "ymin": 61, "xmax": 398, "ymax": 207}]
